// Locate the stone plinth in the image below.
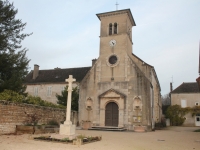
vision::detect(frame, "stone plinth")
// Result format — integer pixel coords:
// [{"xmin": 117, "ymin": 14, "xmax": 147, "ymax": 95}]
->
[
  {"xmin": 134, "ymin": 126, "xmax": 147, "ymax": 132},
  {"xmin": 59, "ymin": 124, "xmax": 75, "ymax": 136},
  {"xmin": 82, "ymin": 121, "xmax": 92, "ymax": 130}
]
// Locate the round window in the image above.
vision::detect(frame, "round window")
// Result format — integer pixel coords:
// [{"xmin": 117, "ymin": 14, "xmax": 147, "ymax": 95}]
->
[{"xmin": 109, "ymin": 55, "xmax": 118, "ymax": 64}]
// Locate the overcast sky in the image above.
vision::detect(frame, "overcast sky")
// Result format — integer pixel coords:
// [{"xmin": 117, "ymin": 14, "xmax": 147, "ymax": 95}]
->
[{"xmin": 11, "ymin": 0, "xmax": 200, "ymax": 96}]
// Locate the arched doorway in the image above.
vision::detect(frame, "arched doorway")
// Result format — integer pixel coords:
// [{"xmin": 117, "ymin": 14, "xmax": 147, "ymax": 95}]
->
[{"xmin": 105, "ymin": 102, "xmax": 119, "ymax": 126}]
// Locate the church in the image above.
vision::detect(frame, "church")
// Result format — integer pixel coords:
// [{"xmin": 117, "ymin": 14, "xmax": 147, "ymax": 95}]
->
[
  {"xmin": 79, "ymin": 9, "xmax": 161, "ymax": 131},
  {"xmin": 25, "ymin": 9, "xmax": 162, "ymax": 131}
]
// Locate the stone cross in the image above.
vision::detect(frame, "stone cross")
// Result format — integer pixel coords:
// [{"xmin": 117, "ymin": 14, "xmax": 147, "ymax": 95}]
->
[
  {"xmin": 115, "ymin": 1, "xmax": 119, "ymax": 10},
  {"xmin": 64, "ymin": 75, "xmax": 76, "ymax": 125}
]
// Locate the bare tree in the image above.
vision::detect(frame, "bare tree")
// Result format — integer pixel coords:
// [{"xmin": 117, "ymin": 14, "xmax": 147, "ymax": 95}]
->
[
  {"xmin": 162, "ymin": 93, "xmax": 171, "ymax": 106},
  {"xmin": 162, "ymin": 93, "xmax": 171, "ymax": 115}
]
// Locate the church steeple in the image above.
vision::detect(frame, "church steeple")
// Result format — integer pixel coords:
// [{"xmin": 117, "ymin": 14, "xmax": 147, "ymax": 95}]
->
[
  {"xmin": 96, "ymin": 9, "xmax": 137, "ymax": 57},
  {"xmin": 96, "ymin": 9, "xmax": 136, "ymax": 38}
]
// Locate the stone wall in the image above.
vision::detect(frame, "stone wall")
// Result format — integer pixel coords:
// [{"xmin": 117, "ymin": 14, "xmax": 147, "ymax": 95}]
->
[{"xmin": 0, "ymin": 100, "xmax": 78, "ymax": 135}]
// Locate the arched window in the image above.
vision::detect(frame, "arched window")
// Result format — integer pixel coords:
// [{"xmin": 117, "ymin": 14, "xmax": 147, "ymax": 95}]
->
[
  {"xmin": 114, "ymin": 23, "xmax": 117, "ymax": 34},
  {"xmin": 109, "ymin": 23, "xmax": 112, "ymax": 35}
]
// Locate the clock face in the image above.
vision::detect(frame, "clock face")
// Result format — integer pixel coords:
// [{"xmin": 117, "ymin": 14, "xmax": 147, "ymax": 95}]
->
[{"xmin": 109, "ymin": 39, "xmax": 116, "ymax": 47}]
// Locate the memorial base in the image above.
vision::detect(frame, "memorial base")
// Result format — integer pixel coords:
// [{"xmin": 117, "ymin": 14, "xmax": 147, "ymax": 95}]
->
[{"xmin": 59, "ymin": 124, "xmax": 75, "ymax": 136}]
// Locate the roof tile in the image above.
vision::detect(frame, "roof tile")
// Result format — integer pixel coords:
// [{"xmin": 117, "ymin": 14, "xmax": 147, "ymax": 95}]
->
[
  {"xmin": 24, "ymin": 67, "xmax": 91, "ymax": 84},
  {"xmin": 171, "ymin": 82, "xmax": 200, "ymax": 93}
]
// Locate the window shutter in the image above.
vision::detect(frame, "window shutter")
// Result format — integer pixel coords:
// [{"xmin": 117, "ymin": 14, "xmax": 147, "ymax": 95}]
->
[
  {"xmin": 34, "ymin": 87, "xmax": 38, "ymax": 96},
  {"xmin": 181, "ymin": 100, "xmax": 187, "ymax": 108},
  {"xmin": 47, "ymin": 86, "xmax": 52, "ymax": 97}
]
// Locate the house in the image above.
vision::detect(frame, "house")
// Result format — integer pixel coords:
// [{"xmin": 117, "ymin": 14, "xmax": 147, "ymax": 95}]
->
[
  {"xmin": 24, "ymin": 65, "xmax": 91, "ymax": 104},
  {"xmin": 25, "ymin": 9, "xmax": 162, "ymax": 131},
  {"xmin": 171, "ymin": 82, "xmax": 200, "ymax": 126}
]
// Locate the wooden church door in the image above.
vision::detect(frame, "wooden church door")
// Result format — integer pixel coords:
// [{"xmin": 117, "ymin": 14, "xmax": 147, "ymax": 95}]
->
[{"xmin": 105, "ymin": 102, "xmax": 119, "ymax": 126}]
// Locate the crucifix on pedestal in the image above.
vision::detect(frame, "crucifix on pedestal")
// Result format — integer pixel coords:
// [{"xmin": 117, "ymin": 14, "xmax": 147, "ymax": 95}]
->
[
  {"xmin": 59, "ymin": 75, "xmax": 76, "ymax": 136},
  {"xmin": 64, "ymin": 75, "xmax": 76, "ymax": 125}
]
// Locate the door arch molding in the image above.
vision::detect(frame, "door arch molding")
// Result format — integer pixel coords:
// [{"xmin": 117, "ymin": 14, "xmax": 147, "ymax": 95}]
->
[{"xmin": 99, "ymin": 89, "xmax": 125, "ymax": 127}]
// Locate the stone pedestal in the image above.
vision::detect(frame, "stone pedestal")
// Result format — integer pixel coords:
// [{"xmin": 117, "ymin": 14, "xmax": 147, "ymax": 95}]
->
[
  {"xmin": 82, "ymin": 121, "xmax": 92, "ymax": 130},
  {"xmin": 134, "ymin": 126, "xmax": 147, "ymax": 132},
  {"xmin": 59, "ymin": 123, "xmax": 75, "ymax": 136}
]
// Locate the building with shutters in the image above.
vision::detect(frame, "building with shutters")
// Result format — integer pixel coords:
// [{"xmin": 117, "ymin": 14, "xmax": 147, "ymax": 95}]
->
[
  {"xmin": 171, "ymin": 82, "xmax": 200, "ymax": 126},
  {"xmin": 24, "ymin": 65, "xmax": 91, "ymax": 104}
]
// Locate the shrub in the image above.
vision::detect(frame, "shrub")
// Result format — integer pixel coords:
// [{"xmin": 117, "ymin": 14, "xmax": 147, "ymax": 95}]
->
[
  {"xmin": 0, "ymin": 90, "xmax": 65, "ymax": 109},
  {"xmin": 0, "ymin": 89, "xmax": 25, "ymax": 102},
  {"xmin": 190, "ymin": 106, "xmax": 200, "ymax": 117},
  {"xmin": 166, "ymin": 105, "xmax": 190, "ymax": 126},
  {"xmin": 56, "ymin": 86, "xmax": 79, "ymax": 111}
]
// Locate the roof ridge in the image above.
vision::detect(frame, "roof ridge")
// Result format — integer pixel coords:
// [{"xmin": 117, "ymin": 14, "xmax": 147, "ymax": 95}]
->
[
  {"xmin": 132, "ymin": 53, "xmax": 153, "ymax": 67},
  {"xmin": 32, "ymin": 66, "xmax": 91, "ymax": 71},
  {"xmin": 171, "ymin": 83, "xmax": 183, "ymax": 93}
]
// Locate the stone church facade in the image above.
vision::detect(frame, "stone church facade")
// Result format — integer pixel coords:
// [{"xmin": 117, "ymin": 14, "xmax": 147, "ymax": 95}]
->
[
  {"xmin": 24, "ymin": 9, "xmax": 161, "ymax": 131},
  {"xmin": 78, "ymin": 9, "xmax": 161, "ymax": 130}
]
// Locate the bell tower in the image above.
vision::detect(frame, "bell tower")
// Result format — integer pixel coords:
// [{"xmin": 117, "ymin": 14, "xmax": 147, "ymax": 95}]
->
[
  {"xmin": 96, "ymin": 9, "xmax": 136, "ymax": 55},
  {"xmin": 96, "ymin": 9, "xmax": 136, "ymax": 82}
]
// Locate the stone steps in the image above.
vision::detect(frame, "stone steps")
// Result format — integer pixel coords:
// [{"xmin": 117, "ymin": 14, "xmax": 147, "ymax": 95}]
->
[{"xmin": 88, "ymin": 126, "xmax": 127, "ymax": 131}]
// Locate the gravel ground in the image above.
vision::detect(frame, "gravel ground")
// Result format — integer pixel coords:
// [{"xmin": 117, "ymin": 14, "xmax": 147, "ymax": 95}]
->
[{"xmin": 0, "ymin": 127, "xmax": 200, "ymax": 150}]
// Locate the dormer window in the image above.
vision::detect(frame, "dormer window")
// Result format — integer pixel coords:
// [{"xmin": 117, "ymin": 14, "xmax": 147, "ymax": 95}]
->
[
  {"xmin": 114, "ymin": 23, "xmax": 117, "ymax": 34},
  {"xmin": 109, "ymin": 23, "xmax": 112, "ymax": 35}
]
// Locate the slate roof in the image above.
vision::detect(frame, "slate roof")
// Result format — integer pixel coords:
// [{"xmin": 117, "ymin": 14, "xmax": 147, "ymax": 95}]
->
[
  {"xmin": 171, "ymin": 82, "xmax": 200, "ymax": 94},
  {"xmin": 24, "ymin": 67, "xmax": 91, "ymax": 84}
]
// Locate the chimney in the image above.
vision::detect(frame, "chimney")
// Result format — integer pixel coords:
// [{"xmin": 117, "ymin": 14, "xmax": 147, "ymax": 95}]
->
[
  {"xmin": 170, "ymin": 82, "xmax": 173, "ymax": 92},
  {"xmin": 92, "ymin": 59, "xmax": 97, "ymax": 66},
  {"xmin": 33, "ymin": 64, "xmax": 39, "ymax": 79}
]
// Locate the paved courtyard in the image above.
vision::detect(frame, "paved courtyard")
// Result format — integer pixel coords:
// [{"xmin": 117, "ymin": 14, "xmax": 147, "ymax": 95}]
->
[{"xmin": 0, "ymin": 127, "xmax": 199, "ymax": 150}]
